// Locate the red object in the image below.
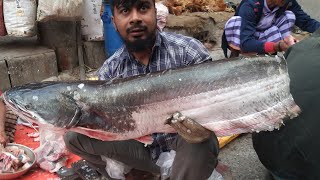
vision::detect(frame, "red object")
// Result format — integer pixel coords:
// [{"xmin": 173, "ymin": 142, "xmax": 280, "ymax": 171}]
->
[
  {"xmin": 264, "ymin": 42, "xmax": 276, "ymax": 53},
  {"xmin": 0, "ymin": 0, "xmax": 7, "ymax": 36},
  {"xmin": 13, "ymin": 125, "xmax": 81, "ymax": 180}
]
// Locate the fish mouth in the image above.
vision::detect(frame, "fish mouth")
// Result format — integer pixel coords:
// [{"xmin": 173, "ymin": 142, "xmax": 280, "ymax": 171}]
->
[{"xmin": 2, "ymin": 94, "xmax": 38, "ymax": 125}]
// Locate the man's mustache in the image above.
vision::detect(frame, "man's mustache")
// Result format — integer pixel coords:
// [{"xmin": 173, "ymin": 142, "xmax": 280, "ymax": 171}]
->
[{"xmin": 126, "ymin": 24, "xmax": 147, "ymax": 33}]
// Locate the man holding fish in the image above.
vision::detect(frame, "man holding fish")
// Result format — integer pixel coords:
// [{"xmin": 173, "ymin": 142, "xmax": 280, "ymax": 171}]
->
[{"xmin": 64, "ymin": 0, "xmax": 219, "ymax": 179}]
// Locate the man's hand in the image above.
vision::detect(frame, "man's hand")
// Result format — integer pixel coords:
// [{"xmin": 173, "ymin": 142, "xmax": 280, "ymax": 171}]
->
[
  {"xmin": 274, "ymin": 40, "xmax": 290, "ymax": 52},
  {"xmin": 0, "ymin": 131, "xmax": 8, "ymax": 147},
  {"xmin": 166, "ymin": 112, "xmax": 212, "ymax": 144},
  {"xmin": 284, "ymin": 35, "xmax": 299, "ymax": 46},
  {"xmin": 273, "ymin": 35, "xmax": 299, "ymax": 53},
  {"xmin": 0, "ymin": 100, "xmax": 8, "ymax": 147}
]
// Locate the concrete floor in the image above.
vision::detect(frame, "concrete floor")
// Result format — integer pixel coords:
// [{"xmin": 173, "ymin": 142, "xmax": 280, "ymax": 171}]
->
[{"xmin": 218, "ymin": 134, "xmax": 269, "ymax": 180}]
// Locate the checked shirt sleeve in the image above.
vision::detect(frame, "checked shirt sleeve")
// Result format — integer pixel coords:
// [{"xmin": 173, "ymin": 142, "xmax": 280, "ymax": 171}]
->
[
  {"xmin": 97, "ymin": 60, "xmax": 115, "ymax": 80},
  {"xmin": 184, "ymin": 38, "xmax": 212, "ymax": 65}
]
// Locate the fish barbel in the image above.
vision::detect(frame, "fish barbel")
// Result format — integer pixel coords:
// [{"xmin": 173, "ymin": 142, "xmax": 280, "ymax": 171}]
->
[{"xmin": 2, "ymin": 55, "xmax": 300, "ymax": 141}]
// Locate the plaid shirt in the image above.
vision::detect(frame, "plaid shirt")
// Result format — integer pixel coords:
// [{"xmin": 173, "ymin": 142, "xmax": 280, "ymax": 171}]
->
[{"xmin": 97, "ymin": 31, "xmax": 212, "ymax": 159}]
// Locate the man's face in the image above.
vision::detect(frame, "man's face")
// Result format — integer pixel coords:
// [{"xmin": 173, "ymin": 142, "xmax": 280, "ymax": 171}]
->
[
  {"xmin": 273, "ymin": 0, "xmax": 287, "ymax": 7},
  {"xmin": 112, "ymin": 0, "xmax": 157, "ymax": 52}
]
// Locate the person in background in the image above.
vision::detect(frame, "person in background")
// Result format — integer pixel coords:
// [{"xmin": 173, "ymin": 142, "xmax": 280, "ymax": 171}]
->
[
  {"xmin": 221, "ymin": 0, "xmax": 320, "ymax": 57},
  {"xmin": 64, "ymin": 0, "xmax": 219, "ymax": 179},
  {"xmin": 0, "ymin": 91, "xmax": 8, "ymax": 146}
]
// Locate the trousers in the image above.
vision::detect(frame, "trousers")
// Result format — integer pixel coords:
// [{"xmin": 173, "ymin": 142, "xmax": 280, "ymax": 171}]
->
[{"xmin": 64, "ymin": 132, "xmax": 219, "ymax": 180}]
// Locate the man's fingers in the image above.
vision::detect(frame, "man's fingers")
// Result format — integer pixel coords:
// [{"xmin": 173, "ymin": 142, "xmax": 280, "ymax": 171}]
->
[
  {"xmin": 167, "ymin": 112, "xmax": 212, "ymax": 143},
  {"xmin": 0, "ymin": 134, "xmax": 8, "ymax": 147}
]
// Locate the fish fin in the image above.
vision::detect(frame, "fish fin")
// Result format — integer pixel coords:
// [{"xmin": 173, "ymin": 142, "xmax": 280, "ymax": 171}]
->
[
  {"xmin": 134, "ymin": 135, "xmax": 153, "ymax": 145},
  {"xmin": 58, "ymin": 93, "xmax": 82, "ymax": 128},
  {"xmin": 166, "ymin": 112, "xmax": 212, "ymax": 144}
]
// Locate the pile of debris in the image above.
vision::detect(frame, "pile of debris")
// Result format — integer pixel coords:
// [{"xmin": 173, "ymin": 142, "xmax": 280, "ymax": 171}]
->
[{"xmin": 161, "ymin": 0, "xmax": 227, "ymax": 15}]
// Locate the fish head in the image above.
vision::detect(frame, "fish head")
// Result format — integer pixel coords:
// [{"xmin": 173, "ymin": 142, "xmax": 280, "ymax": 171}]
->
[{"xmin": 3, "ymin": 82, "xmax": 80, "ymax": 128}]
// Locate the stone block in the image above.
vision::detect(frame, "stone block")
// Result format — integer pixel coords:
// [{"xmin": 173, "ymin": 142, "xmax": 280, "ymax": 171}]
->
[
  {"xmin": 38, "ymin": 20, "xmax": 79, "ymax": 71},
  {"xmin": 164, "ymin": 12, "xmax": 233, "ymax": 48},
  {"xmin": 0, "ymin": 39, "xmax": 58, "ymax": 87},
  {"xmin": 4, "ymin": 48, "xmax": 58, "ymax": 87},
  {"xmin": 38, "ymin": 21, "xmax": 77, "ymax": 48},
  {"xmin": 0, "ymin": 60, "xmax": 10, "ymax": 92},
  {"xmin": 56, "ymin": 46, "xmax": 79, "ymax": 71},
  {"xmin": 83, "ymin": 41, "xmax": 106, "ymax": 69}
]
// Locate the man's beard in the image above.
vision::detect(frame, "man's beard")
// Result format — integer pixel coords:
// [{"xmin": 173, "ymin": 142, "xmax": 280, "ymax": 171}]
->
[{"xmin": 125, "ymin": 25, "xmax": 156, "ymax": 52}]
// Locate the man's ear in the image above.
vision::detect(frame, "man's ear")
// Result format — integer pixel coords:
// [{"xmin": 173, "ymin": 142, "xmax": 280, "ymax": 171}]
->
[{"xmin": 112, "ymin": 16, "xmax": 118, "ymax": 32}]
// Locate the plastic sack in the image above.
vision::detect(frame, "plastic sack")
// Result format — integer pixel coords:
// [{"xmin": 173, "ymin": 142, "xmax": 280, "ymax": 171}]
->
[
  {"xmin": 207, "ymin": 169, "xmax": 224, "ymax": 180},
  {"xmin": 34, "ymin": 125, "xmax": 69, "ymax": 173},
  {"xmin": 81, "ymin": 0, "xmax": 104, "ymax": 41},
  {"xmin": 155, "ymin": 2, "xmax": 169, "ymax": 31},
  {"xmin": 156, "ymin": 150, "xmax": 224, "ymax": 180},
  {"xmin": 3, "ymin": 0, "xmax": 37, "ymax": 37},
  {"xmin": 101, "ymin": 155, "xmax": 131, "ymax": 180},
  {"xmin": 37, "ymin": 0, "xmax": 83, "ymax": 22},
  {"xmin": 156, "ymin": 150, "xmax": 176, "ymax": 180}
]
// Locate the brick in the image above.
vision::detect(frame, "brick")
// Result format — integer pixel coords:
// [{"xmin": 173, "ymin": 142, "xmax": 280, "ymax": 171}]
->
[
  {"xmin": 0, "ymin": 60, "xmax": 10, "ymax": 92},
  {"xmin": 6, "ymin": 50, "xmax": 58, "ymax": 87},
  {"xmin": 83, "ymin": 41, "xmax": 106, "ymax": 69}
]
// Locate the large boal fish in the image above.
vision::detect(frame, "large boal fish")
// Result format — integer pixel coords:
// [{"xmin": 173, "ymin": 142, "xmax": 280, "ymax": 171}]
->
[{"xmin": 2, "ymin": 55, "xmax": 301, "ymax": 141}]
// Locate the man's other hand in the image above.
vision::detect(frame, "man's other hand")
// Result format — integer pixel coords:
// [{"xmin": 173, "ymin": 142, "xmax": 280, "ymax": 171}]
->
[
  {"xmin": 0, "ymin": 131, "xmax": 8, "ymax": 147},
  {"xmin": 166, "ymin": 112, "xmax": 212, "ymax": 144}
]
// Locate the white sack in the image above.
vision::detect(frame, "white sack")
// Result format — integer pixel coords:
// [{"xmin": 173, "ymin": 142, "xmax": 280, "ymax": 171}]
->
[
  {"xmin": 3, "ymin": 0, "xmax": 37, "ymax": 37},
  {"xmin": 37, "ymin": 0, "xmax": 83, "ymax": 22},
  {"xmin": 81, "ymin": 0, "xmax": 104, "ymax": 41}
]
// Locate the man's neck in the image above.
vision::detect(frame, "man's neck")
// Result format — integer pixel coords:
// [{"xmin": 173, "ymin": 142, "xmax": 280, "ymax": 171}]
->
[{"xmin": 132, "ymin": 49, "xmax": 152, "ymax": 66}]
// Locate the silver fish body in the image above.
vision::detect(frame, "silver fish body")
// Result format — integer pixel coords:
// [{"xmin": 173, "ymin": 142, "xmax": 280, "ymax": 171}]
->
[{"xmin": 3, "ymin": 55, "xmax": 300, "ymax": 141}]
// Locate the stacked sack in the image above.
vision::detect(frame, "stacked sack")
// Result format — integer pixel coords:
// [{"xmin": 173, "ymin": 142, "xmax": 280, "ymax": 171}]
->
[{"xmin": 3, "ymin": 0, "xmax": 37, "ymax": 37}]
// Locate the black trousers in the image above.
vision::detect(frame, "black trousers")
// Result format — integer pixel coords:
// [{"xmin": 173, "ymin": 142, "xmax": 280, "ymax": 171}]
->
[
  {"xmin": 64, "ymin": 132, "xmax": 219, "ymax": 180},
  {"xmin": 253, "ymin": 30, "xmax": 320, "ymax": 180}
]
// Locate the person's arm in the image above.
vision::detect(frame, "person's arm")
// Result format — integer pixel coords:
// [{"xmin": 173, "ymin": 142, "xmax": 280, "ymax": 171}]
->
[
  {"xmin": 290, "ymin": 0, "xmax": 320, "ymax": 33},
  {"xmin": 97, "ymin": 61, "xmax": 114, "ymax": 80},
  {"xmin": 237, "ymin": 2, "xmax": 266, "ymax": 54},
  {"xmin": 0, "ymin": 96, "xmax": 8, "ymax": 146},
  {"xmin": 183, "ymin": 38, "xmax": 212, "ymax": 65},
  {"xmin": 96, "ymin": 49, "xmax": 125, "ymax": 80}
]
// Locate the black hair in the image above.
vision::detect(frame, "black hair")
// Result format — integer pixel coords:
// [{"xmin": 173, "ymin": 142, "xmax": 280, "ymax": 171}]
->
[{"xmin": 111, "ymin": 0, "xmax": 155, "ymax": 15}]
